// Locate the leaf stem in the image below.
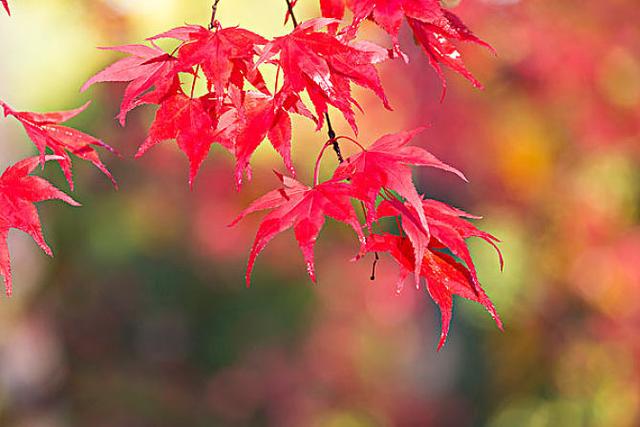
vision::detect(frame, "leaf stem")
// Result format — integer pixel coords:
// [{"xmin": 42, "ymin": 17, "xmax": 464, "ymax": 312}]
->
[
  {"xmin": 357, "ymin": 199, "xmax": 380, "ymax": 281},
  {"xmin": 312, "ymin": 135, "xmax": 366, "ymax": 186},
  {"xmin": 313, "ymin": 141, "xmax": 333, "ymax": 187},
  {"xmin": 274, "ymin": 64, "xmax": 281, "ymax": 96},
  {"xmin": 190, "ymin": 64, "xmax": 201, "ymax": 98},
  {"xmin": 370, "ymin": 252, "xmax": 379, "ymax": 281}
]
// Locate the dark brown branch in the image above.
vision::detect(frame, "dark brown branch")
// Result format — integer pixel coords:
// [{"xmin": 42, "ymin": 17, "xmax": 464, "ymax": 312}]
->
[
  {"xmin": 284, "ymin": 0, "xmax": 299, "ymax": 27},
  {"xmin": 325, "ymin": 113, "xmax": 343, "ymax": 163},
  {"xmin": 370, "ymin": 252, "xmax": 379, "ymax": 281}
]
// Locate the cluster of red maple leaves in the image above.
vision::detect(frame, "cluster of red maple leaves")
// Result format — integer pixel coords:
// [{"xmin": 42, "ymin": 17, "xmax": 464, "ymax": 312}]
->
[{"xmin": 0, "ymin": 0, "xmax": 502, "ymax": 348}]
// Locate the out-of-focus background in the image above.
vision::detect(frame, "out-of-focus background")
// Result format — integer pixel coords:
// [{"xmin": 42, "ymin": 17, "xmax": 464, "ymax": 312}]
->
[{"xmin": 1, "ymin": 0, "xmax": 639, "ymax": 426}]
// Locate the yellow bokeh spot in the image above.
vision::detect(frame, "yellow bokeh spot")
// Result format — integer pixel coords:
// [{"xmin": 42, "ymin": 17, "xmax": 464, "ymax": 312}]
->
[{"xmin": 493, "ymin": 102, "xmax": 555, "ymax": 201}]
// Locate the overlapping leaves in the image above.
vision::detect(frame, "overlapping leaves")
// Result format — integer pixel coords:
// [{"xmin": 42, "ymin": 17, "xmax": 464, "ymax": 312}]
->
[
  {"xmin": 81, "ymin": 0, "xmax": 492, "ymax": 189},
  {"xmin": 52, "ymin": 1, "xmax": 501, "ymax": 347},
  {"xmin": 319, "ymin": 0, "xmax": 493, "ymax": 91},
  {"xmin": 1, "ymin": 101, "xmax": 117, "ymax": 190},
  {"xmin": 83, "ymin": 18, "xmax": 390, "ymax": 187},
  {"xmin": 232, "ymin": 130, "xmax": 502, "ymax": 348},
  {"xmin": 256, "ymin": 18, "xmax": 390, "ymax": 133},
  {"xmin": 0, "ymin": 100, "xmax": 117, "ymax": 295}
]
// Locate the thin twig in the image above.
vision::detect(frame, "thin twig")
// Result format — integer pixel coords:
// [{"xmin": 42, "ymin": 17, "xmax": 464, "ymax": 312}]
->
[
  {"xmin": 358, "ymin": 200, "xmax": 378, "ymax": 280},
  {"xmin": 370, "ymin": 252, "xmax": 379, "ymax": 281},
  {"xmin": 325, "ymin": 113, "xmax": 343, "ymax": 163},
  {"xmin": 284, "ymin": 0, "xmax": 299, "ymax": 27},
  {"xmin": 209, "ymin": 0, "xmax": 222, "ymax": 30}
]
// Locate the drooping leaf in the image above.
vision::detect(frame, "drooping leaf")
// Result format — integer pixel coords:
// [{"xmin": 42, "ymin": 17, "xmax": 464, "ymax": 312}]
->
[
  {"xmin": 377, "ymin": 197, "xmax": 503, "ymax": 293},
  {"xmin": 377, "ymin": 197, "xmax": 430, "ymax": 290},
  {"xmin": 232, "ymin": 88, "xmax": 314, "ymax": 189},
  {"xmin": 0, "ymin": 101, "xmax": 118, "ymax": 190},
  {"xmin": 423, "ymin": 198, "xmax": 504, "ymax": 270},
  {"xmin": 365, "ymin": 233, "xmax": 502, "ymax": 349},
  {"xmin": 231, "ymin": 173, "xmax": 366, "ymax": 286},
  {"xmin": 408, "ymin": 13, "xmax": 493, "ymax": 96},
  {"xmin": 342, "ymin": 0, "xmax": 491, "ymax": 89},
  {"xmin": 233, "ymin": 91, "xmax": 292, "ymax": 188},
  {"xmin": 0, "ymin": 156, "xmax": 80, "ymax": 296},
  {"xmin": 135, "ymin": 91, "xmax": 228, "ymax": 188},
  {"xmin": 81, "ymin": 43, "xmax": 180, "ymax": 125}
]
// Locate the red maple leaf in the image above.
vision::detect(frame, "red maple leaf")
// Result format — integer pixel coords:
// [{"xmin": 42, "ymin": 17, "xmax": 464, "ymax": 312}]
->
[
  {"xmin": 233, "ymin": 91, "xmax": 293, "ymax": 188},
  {"xmin": 230, "ymin": 172, "xmax": 365, "ymax": 286},
  {"xmin": 135, "ymin": 91, "xmax": 231, "ymax": 188},
  {"xmin": 333, "ymin": 128, "xmax": 466, "ymax": 231},
  {"xmin": 1, "ymin": 0, "xmax": 9, "ymax": 15},
  {"xmin": 233, "ymin": 89, "xmax": 315, "ymax": 188},
  {"xmin": 325, "ymin": 0, "xmax": 491, "ymax": 90},
  {"xmin": 0, "ymin": 101, "xmax": 118, "ymax": 190},
  {"xmin": 81, "ymin": 44, "xmax": 180, "ymax": 125},
  {"xmin": 377, "ymin": 197, "xmax": 503, "ymax": 292},
  {"xmin": 345, "ymin": 0, "xmax": 454, "ymax": 43},
  {"xmin": 84, "ymin": 25, "xmax": 276, "ymax": 188},
  {"xmin": 376, "ymin": 197, "xmax": 431, "ymax": 290},
  {"xmin": 407, "ymin": 12, "xmax": 494, "ymax": 95},
  {"xmin": 148, "ymin": 24, "xmax": 268, "ymax": 99},
  {"xmin": 422, "ymin": 198, "xmax": 504, "ymax": 270},
  {"xmin": 0, "ymin": 156, "xmax": 79, "ymax": 296},
  {"xmin": 257, "ymin": 18, "xmax": 390, "ymax": 133},
  {"xmin": 365, "ymin": 233, "xmax": 502, "ymax": 349}
]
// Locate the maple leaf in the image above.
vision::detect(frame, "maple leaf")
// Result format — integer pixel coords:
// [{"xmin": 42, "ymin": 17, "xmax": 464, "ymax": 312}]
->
[
  {"xmin": 422, "ymin": 198, "xmax": 504, "ymax": 270},
  {"xmin": 257, "ymin": 18, "xmax": 390, "ymax": 133},
  {"xmin": 0, "ymin": 156, "xmax": 80, "ymax": 296},
  {"xmin": 148, "ymin": 24, "xmax": 269, "ymax": 99},
  {"xmin": 135, "ymin": 91, "xmax": 231, "ymax": 188},
  {"xmin": 377, "ymin": 197, "xmax": 503, "ymax": 292},
  {"xmin": 365, "ymin": 233, "xmax": 502, "ymax": 349},
  {"xmin": 232, "ymin": 91, "xmax": 293, "ymax": 188},
  {"xmin": 333, "ymin": 128, "xmax": 466, "ymax": 231},
  {"xmin": 233, "ymin": 88, "xmax": 315, "ymax": 189},
  {"xmin": 407, "ymin": 12, "xmax": 494, "ymax": 95},
  {"xmin": 1, "ymin": 0, "xmax": 9, "ymax": 15},
  {"xmin": 230, "ymin": 173, "xmax": 366, "ymax": 286},
  {"xmin": 81, "ymin": 44, "xmax": 180, "ymax": 125},
  {"xmin": 376, "ymin": 197, "xmax": 430, "ymax": 290},
  {"xmin": 341, "ymin": 0, "xmax": 491, "ymax": 89},
  {"xmin": 0, "ymin": 101, "xmax": 118, "ymax": 190}
]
